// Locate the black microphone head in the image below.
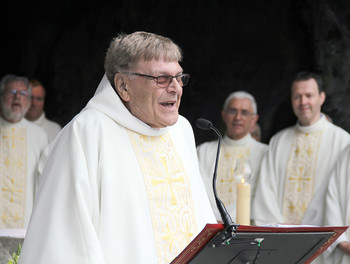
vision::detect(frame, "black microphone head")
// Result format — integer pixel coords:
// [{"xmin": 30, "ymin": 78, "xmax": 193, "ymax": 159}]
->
[{"xmin": 196, "ymin": 118, "xmax": 212, "ymax": 130}]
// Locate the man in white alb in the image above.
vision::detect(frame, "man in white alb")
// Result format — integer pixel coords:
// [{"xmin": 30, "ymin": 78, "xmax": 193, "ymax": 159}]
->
[
  {"xmin": 252, "ymin": 72, "xmax": 350, "ymax": 226},
  {"xmin": 25, "ymin": 79, "xmax": 61, "ymax": 142},
  {"xmin": 197, "ymin": 91, "xmax": 268, "ymax": 223},
  {"xmin": 19, "ymin": 31, "xmax": 216, "ymax": 264},
  {"xmin": 320, "ymin": 145, "xmax": 350, "ymax": 264},
  {"xmin": 0, "ymin": 74, "xmax": 48, "ymax": 229}
]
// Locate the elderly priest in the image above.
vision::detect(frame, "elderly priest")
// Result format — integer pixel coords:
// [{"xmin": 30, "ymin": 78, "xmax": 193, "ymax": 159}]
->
[{"xmin": 19, "ymin": 31, "xmax": 216, "ymax": 264}]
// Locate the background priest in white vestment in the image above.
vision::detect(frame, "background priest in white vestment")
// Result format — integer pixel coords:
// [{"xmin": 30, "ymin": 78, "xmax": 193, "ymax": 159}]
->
[
  {"xmin": 252, "ymin": 71, "xmax": 350, "ymax": 226},
  {"xmin": 324, "ymin": 145, "xmax": 350, "ymax": 264},
  {"xmin": 197, "ymin": 91, "xmax": 268, "ymax": 223},
  {"xmin": 302, "ymin": 145, "xmax": 350, "ymax": 264},
  {"xmin": 19, "ymin": 31, "xmax": 216, "ymax": 264},
  {"xmin": 25, "ymin": 78, "xmax": 62, "ymax": 143},
  {"xmin": 0, "ymin": 74, "xmax": 48, "ymax": 229}
]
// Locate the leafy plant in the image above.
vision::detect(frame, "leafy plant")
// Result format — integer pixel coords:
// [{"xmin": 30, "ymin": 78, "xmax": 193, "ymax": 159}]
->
[{"xmin": 7, "ymin": 243, "xmax": 21, "ymax": 264}]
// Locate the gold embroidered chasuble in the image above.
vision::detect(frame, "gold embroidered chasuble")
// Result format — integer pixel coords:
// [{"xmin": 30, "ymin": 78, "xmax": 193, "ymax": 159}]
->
[
  {"xmin": 0, "ymin": 127, "xmax": 27, "ymax": 228},
  {"xmin": 128, "ymin": 130, "xmax": 197, "ymax": 263},
  {"xmin": 282, "ymin": 130, "xmax": 322, "ymax": 224},
  {"xmin": 217, "ymin": 143, "xmax": 250, "ymax": 215}
]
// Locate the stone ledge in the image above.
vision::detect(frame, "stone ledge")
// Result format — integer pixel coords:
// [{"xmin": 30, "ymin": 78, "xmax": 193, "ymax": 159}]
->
[{"xmin": 0, "ymin": 237, "xmax": 24, "ymax": 264}]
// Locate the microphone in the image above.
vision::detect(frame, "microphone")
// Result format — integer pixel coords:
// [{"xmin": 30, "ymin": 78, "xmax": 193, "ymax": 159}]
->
[
  {"xmin": 196, "ymin": 118, "xmax": 234, "ymax": 228},
  {"xmin": 195, "ymin": 118, "xmax": 212, "ymax": 130}
]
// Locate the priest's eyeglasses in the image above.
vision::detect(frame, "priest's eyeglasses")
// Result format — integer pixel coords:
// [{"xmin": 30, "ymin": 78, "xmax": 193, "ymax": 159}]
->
[
  {"xmin": 125, "ymin": 72, "xmax": 190, "ymax": 88},
  {"xmin": 225, "ymin": 108, "xmax": 255, "ymax": 117},
  {"xmin": 2, "ymin": 89, "xmax": 29, "ymax": 98}
]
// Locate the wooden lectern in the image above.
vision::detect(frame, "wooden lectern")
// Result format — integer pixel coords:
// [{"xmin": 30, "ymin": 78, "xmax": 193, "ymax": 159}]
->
[{"xmin": 171, "ymin": 224, "xmax": 348, "ymax": 264}]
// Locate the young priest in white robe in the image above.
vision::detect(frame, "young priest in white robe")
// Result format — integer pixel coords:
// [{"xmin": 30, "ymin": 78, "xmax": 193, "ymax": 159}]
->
[
  {"xmin": 313, "ymin": 145, "xmax": 350, "ymax": 264},
  {"xmin": 252, "ymin": 72, "xmax": 350, "ymax": 226},
  {"xmin": 19, "ymin": 32, "xmax": 216, "ymax": 264},
  {"xmin": 25, "ymin": 79, "xmax": 62, "ymax": 142},
  {"xmin": 197, "ymin": 91, "xmax": 267, "ymax": 223}
]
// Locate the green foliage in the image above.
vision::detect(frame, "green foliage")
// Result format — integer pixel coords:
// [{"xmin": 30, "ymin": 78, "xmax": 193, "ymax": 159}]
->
[{"xmin": 7, "ymin": 243, "xmax": 21, "ymax": 264}]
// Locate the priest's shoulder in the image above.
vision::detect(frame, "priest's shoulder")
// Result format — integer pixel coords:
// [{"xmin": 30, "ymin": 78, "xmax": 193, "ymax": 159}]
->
[
  {"xmin": 67, "ymin": 107, "xmax": 113, "ymax": 128},
  {"xmin": 268, "ymin": 125, "xmax": 295, "ymax": 143},
  {"xmin": 23, "ymin": 118, "xmax": 48, "ymax": 146},
  {"xmin": 53, "ymin": 109, "xmax": 116, "ymax": 143},
  {"xmin": 339, "ymin": 144, "xmax": 350, "ymax": 158},
  {"xmin": 172, "ymin": 115, "xmax": 193, "ymax": 133},
  {"xmin": 45, "ymin": 118, "xmax": 62, "ymax": 130},
  {"xmin": 196, "ymin": 139, "xmax": 217, "ymax": 152},
  {"xmin": 23, "ymin": 118, "xmax": 47, "ymax": 137},
  {"xmin": 327, "ymin": 121, "xmax": 350, "ymax": 137},
  {"xmin": 253, "ymin": 140, "xmax": 268, "ymax": 152}
]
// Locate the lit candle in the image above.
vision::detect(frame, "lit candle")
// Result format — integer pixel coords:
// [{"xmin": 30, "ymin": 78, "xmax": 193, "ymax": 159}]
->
[{"xmin": 236, "ymin": 177, "xmax": 251, "ymax": 225}]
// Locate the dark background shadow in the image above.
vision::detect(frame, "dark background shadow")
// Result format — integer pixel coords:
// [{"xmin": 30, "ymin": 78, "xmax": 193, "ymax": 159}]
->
[{"xmin": 2, "ymin": 0, "xmax": 350, "ymax": 145}]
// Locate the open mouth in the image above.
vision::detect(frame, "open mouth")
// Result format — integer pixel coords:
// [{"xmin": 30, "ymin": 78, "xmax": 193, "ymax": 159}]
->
[
  {"xmin": 160, "ymin": 101, "xmax": 176, "ymax": 108},
  {"xmin": 233, "ymin": 122, "xmax": 243, "ymax": 126},
  {"xmin": 12, "ymin": 103, "xmax": 22, "ymax": 108}
]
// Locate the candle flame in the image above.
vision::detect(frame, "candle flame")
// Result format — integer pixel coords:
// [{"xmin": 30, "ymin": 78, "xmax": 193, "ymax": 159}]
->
[{"xmin": 241, "ymin": 178, "xmax": 245, "ymax": 184}]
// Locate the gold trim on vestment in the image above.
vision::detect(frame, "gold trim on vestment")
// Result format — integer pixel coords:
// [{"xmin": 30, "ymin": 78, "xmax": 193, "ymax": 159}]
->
[
  {"xmin": 282, "ymin": 131, "xmax": 322, "ymax": 224},
  {"xmin": 0, "ymin": 127, "xmax": 27, "ymax": 228},
  {"xmin": 217, "ymin": 145, "xmax": 250, "ymax": 212},
  {"xmin": 128, "ymin": 130, "xmax": 197, "ymax": 263}
]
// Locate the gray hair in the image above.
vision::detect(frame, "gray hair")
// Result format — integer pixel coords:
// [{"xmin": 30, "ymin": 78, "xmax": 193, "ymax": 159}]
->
[
  {"xmin": 0, "ymin": 74, "xmax": 31, "ymax": 97},
  {"xmin": 223, "ymin": 91, "xmax": 257, "ymax": 114},
  {"xmin": 104, "ymin": 31, "xmax": 183, "ymax": 86}
]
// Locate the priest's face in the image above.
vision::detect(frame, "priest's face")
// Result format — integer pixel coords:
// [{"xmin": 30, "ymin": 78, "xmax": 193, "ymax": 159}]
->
[
  {"xmin": 0, "ymin": 81, "xmax": 30, "ymax": 123},
  {"xmin": 122, "ymin": 59, "xmax": 183, "ymax": 128},
  {"xmin": 291, "ymin": 78, "xmax": 325, "ymax": 126},
  {"xmin": 222, "ymin": 98, "xmax": 258, "ymax": 140},
  {"xmin": 25, "ymin": 84, "xmax": 45, "ymax": 121}
]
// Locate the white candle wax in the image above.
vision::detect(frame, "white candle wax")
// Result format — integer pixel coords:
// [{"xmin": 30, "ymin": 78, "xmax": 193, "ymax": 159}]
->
[{"xmin": 236, "ymin": 178, "xmax": 251, "ymax": 225}]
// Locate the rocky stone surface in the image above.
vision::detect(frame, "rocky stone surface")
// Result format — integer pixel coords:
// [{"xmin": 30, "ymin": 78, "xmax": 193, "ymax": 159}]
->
[
  {"xmin": 0, "ymin": 238, "xmax": 23, "ymax": 264},
  {"xmin": 2, "ymin": 1, "xmax": 350, "ymax": 144}
]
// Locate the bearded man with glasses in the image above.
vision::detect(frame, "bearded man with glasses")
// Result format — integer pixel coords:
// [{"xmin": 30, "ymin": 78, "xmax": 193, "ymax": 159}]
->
[
  {"xmin": 20, "ymin": 31, "xmax": 216, "ymax": 264},
  {"xmin": 197, "ymin": 91, "xmax": 268, "ymax": 225},
  {"xmin": 0, "ymin": 74, "xmax": 48, "ymax": 229}
]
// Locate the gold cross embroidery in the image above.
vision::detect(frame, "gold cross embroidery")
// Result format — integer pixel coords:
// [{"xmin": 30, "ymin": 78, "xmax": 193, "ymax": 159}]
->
[
  {"xmin": 12, "ymin": 211, "xmax": 21, "ymax": 223},
  {"xmin": 161, "ymin": 210, "xmax": 193, "ymax": 249},
  {"xmin": 150, "ymin": 156, "xmax": 184, "ymax": 206},
  {"xmin": 3, "ymin": 157, "xmax": 24, "ymax": 170},
  {"xmin": 2, "ymin": 178, "xmax": 23, "ymax": 202},
  {"xmin": 0, "ymin": 210, "xmax": 9, "ymax": 224},
  {"xmin": 224, "ymin": 152, "xmax": 232, "ymax": 160},
  {"xmin": 306, "ymin": 146, "xmax": 314, "ymax": 156},
  {"xmin": 2, "ymin": 128, "xmax": 24, "ymax": 149},
  {"xmin": 288, "ymin": 167, "xmax": 311, "ymax": 192},
  {"xmin": 128, "ymin": 130, "xmax": 197, "ymax": 263},
  {"xmin": 220, "ymin": 174, "xmax": 236, "ymax": 194},
  {"xmin": 288, "ymin": 202, "xmax": 296, "ymax": 213},
  {"xmin": 294, "ymin": 147, "xmax": 300, "ymax": 156},
  {"xmin": 287, "ymin": 201, "xmax": 308, "ymax": 215}
]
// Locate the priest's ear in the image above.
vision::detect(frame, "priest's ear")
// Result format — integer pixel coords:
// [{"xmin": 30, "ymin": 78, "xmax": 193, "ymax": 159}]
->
[
  {"xmin": 114, "ymin": 73, "xmax": 130, "ymax": 102},
  {"xmin": 250, "ymin": 113, "xmax": 259, "ymax": 130},
  {"xmin": 252, "ymin": 113, "xmax": 259, "ymax": 124},
  {"xmin": 320, "ymin": 91, "xmax": 326, "ymax": 106}
]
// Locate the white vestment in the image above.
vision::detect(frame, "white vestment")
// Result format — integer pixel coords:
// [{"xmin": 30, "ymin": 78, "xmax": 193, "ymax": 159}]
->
[
  {"xmin": 19, "ymin": 75, "xmax": 216, "ymax": 264},
  {"xmin": 197, "ymin": 134, "xmax": 268, "ymax": 222},
  {"xmin": 0, "ymin": 117, "xmax": 48, "ymax": 228},
  {"xmin": 30, "ymin": 112, "xmax": 61, "ymax": 142},
  {"xmin": 252, "ymin": 115, "xmax": 350, "ymax": 226},
  {"xmin": 319, "ymin": 145, "xmax": 350, "ymax": 264}
]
